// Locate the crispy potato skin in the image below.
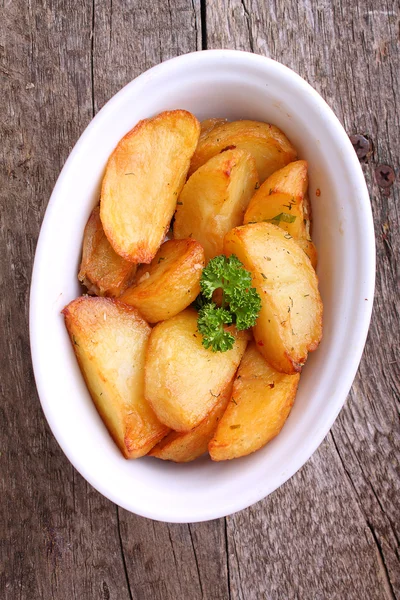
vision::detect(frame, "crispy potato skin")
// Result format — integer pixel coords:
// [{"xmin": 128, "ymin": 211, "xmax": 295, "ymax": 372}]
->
[
  {"xmin": 189, "ymin": 120, "xmax": 297, "ymax": 182},
  {"xmin": 244, "ymin": 161, "xmax": 317, "ymax": 268},
  {"xmin": 149, "ymin": 380, "xmax": 233, "ymax": 462},
  {"xmin": 145, "ymin": 309, "xmax": 248, "ymax": 432},
  {"xmin": 100, "ymin": 110, "xmax": 200, "ymax": 263},
  {"xmin": 224, "ymin": 223, "xmax": 323, "ymax": 374},
  {"xmin": 120, "ymin": 239, "xmax": 205, "ymax": 323},
  {"xmin": 78, "ymin": 206, "xmax": 137, "ymax": 296},
  {"xmin": 174, "ymin": 149, "xmax": 258, "ymax": 261},
  {"xmin": 209, "ymin": 342, "xmax": 299, "ymax": 461},
  {"xmin": 63, "ymin": 297, "xmax": 169, "ymax": 458}
]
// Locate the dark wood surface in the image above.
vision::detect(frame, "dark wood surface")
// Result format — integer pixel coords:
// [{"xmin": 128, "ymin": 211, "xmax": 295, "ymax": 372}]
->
[{"xmin": 1, "ymin": 1, "xmax": 399, "ymax": 598}]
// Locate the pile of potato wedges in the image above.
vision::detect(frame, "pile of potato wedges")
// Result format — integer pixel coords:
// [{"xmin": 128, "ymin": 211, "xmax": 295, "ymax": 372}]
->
[{"xmin": 63, "ymin": 110, "xmax": 322, "ymax": 462}]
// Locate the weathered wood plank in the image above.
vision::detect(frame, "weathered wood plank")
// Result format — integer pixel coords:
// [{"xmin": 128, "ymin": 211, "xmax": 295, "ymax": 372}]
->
[
  {"xmin": 206, "ymin": 0, "xmax": 400, "ymax": 598},
  {"xmin": 0, "ymin": 2, "xmax": 131, "ymax": 598}
]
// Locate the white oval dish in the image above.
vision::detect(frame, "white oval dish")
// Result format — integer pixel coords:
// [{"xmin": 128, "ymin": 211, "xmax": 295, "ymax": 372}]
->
[{"xmin": 30, "ymin": 50, "xmax": 375, "ymax": 523}]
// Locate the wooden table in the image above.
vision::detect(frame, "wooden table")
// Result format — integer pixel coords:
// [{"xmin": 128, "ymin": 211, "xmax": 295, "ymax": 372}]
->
[{"xmin": 1, "ymin": 1, "xmax": 399, "ymax": 598}]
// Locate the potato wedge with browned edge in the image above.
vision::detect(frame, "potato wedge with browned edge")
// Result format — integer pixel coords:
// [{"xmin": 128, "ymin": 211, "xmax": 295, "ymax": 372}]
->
[
  {"xmin": 244, "ymin": 160, "xmax": 317, "ymax": 268},
  {"xmin": 224, "ymin": 223, "xmax": 322, "ymax": 374},
  {"xmin": 120, "ymin": 239, "xmax": 205, "ymax": 323},
  {"xmin": 149, "ymin": 380, "xmax": 233, "ymax": 462},
  {"xmin": 209, "ymin": 342, "xmax": 300, "ymax": 460},
  {"xmin": 63, "ymin": 297, "xmax": 169, "ymax": 458},
  {"xmin": 100, "ymin": 110, "xmax": 200, "ymax": 263},
  {"xmin": 174, "ymin": 149, "xmax": 258, "ymax": 261},
  {"xmin": 189, "ymin": 120, "xmax": 297, "ymax": 182},
  {"xmin": 145, "ymin": 308, "xmax": 248, "ymax": 432},
  {"xmin": 78, "ymin": 206, "xmax": 137, "ymax": 296}
]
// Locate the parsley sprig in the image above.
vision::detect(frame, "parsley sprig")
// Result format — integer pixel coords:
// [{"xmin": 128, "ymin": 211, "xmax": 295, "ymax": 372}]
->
[{"xmin": 196, "ymin": 255, "xmax": 261, "ymax": 352}]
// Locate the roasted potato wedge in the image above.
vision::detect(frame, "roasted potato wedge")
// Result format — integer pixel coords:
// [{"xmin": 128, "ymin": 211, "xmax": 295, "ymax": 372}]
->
[
  {"xmin": 120, "ymin": 239, "xmax": 205, "ymax": 323},
  {"xmin": 189, "ymin": 120, "xmax": 297, "ymax": 182},
  {"xmin": 259, "ymin": 158, "xmax": 308, "ymax": 198},
  {"xmin": 145, "ymin": 308, "xmax": 248, "ymax": 431},
  {"xmin": 244, "ymin": 161, "xmax": 317, "ymax": 268},
  {"xmin": 209, "ymin": 342, "xmax": 300, "ymax": 460},
  {"xmin": 63, "ymin": 297, "xmax": 169, "ymax": 458},
  {"xmin": 224, "ymin": 223, "xmax": 322, "ymax": 373},
  {"xmin": 100, "ymin": 110, "xmax": 200, "ymax": 263},
  {"xmin": 149, "ymin": 380, "xmax": 233, "ymax": 462},
  {"xmin": 78, "ymin": 206, "xmax": 137, "ymax": 296},
  {"xmin": 200, "ymin": 117, "xmax": 228, "ymax": 137},
  {"xmin": 174, "ymin": 149, "xmax": 258, "ymax": 261}
]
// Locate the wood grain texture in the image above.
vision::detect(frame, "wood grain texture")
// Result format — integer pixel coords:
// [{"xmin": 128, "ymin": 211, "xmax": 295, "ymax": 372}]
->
[{"xmin": 1, "ymin": 0, "xmax": 399, "ymax": 599}]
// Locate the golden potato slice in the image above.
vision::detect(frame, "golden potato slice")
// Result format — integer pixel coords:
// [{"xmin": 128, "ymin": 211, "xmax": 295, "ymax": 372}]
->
[
  {"xmin": 148, "ymin": 380, "xmax": 233, "ymax": 462},
  {"xmin": 145, "ymin": 308, "xmax": 248, "ymax": 431},
  {"xmin": 119, "ymin": 239, "xmax": 205, "ymax": 323},
  {"xmin": 224, "ymin": 223, "xmax": 322, "ymax": 373},
  {"xmin": 78, "ymin": 206, "xmax": 137, "ymax": 297},
  {"xmin": 189, "ymin": 120, "xmax": 297, "ymax": 182},
  {"xmin": 209, "ymin": 342, "xmax": 300, "ymax": 460},
  {"xmin": 174, "ymin": 148, "xmax": 258, "ymax": 261},
  {"xmin": 244, "ymin": 161, "xmax": 317, "ymax": 268},
  {"xmin": 200, "ymin": 117, "xmax": 228, "ymax": 137},
  {"xmin": 100, "ymin": 110, "xmax": 200, "ymax": 263},
  {"xmin": 63, "ymin": 297, "xmax": 169, "ymax": 458}
]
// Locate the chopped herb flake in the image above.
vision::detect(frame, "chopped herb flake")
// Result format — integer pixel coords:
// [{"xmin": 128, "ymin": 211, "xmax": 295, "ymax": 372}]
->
[{"xmin": 267, "ymin": 212, "xmax": 297, "ymax": 224}]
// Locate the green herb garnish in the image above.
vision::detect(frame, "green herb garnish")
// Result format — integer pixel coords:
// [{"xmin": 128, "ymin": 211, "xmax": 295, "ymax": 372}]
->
[
  {"xmin": 197, "ymin": 303, "xmax": 234, "ymax": 352},
  {"xmin": 196, "ymin": 255, "xmax": 261, "ymax": 352}
]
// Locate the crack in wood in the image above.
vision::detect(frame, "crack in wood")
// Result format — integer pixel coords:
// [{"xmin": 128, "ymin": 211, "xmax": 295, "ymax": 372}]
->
[
  {"xmin": 167, "ymin": 525, "xmax": 179, "ymax": 573},
  {"xmin": 90, "ymin": 0, "xmax": 95, "ymax": 117},
  {"xmin": 188, "ymin": 524, "xmax": 204, "ymax": 598},
  {"xmin": 200, "ymin": 0, "xmax": 208, "ymax": 50},
  {"xmin": 240, "ymin": 0, "xmax": 254, "ymax": 53},
  {"xmin": 109, "ymin": 0, "xmax": 113, "ymax": 50},
  {"xmin": 116, "ymin": 506, "xmax": 134, "ymax": 600},
  {"xmin": 191, "ymin": 0, "xmax": 199, "ymax": 50},
  {"xmin": 224, "ymin": 518, "xmax": 232, "ymax": 600}
]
